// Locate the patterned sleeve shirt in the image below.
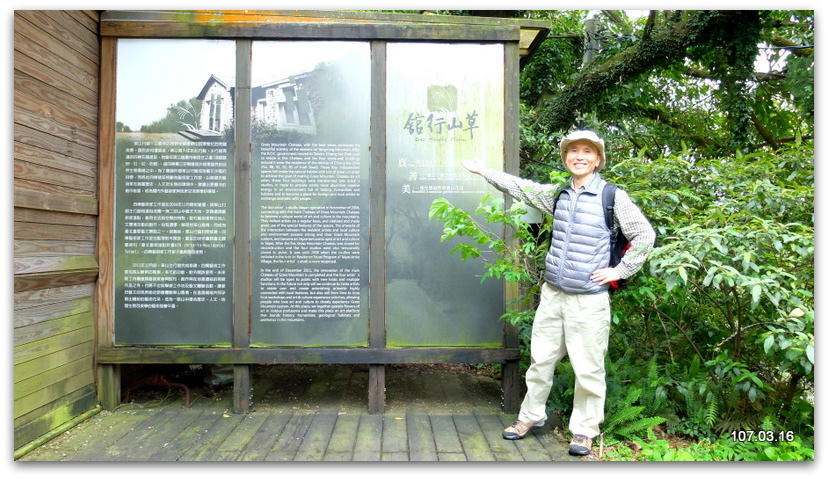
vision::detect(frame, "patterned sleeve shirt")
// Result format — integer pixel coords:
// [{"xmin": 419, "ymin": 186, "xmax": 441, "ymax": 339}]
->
[{"xmin": 481, "ymin": 168, "xmax": 655, "ymax": 279}]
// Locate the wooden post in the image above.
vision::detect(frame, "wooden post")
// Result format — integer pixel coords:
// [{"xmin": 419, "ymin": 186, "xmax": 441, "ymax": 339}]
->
[
  {"xmin": 232, "ymin": 39, "xmax": 253, "ymax": 414},
  {"xmin": 233, "ymin": 365, "xmax": 252, "ymax": 413},
  {"xmin": 98, "ymin": 365, "xmax": 121, "ymax": 411},
  {"xmin": 367, "ymin": 40, "xmax": 388, "ymax": 414},
  {"xmin": 502, "ymin": 39, "xmax": 522, "ymax": 414},
  {"xmin": 368, "ymin": 365, "xmax": 386, "ymax": 414},
  {"xmin": 96, "ymin": 36, "xmax": 119, "ymax": 410}
]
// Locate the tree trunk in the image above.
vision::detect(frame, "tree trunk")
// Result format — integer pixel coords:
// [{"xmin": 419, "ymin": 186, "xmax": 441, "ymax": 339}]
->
[{"xmin": 536, "ymin": 11, "xmax": 752, "ymax": 134}]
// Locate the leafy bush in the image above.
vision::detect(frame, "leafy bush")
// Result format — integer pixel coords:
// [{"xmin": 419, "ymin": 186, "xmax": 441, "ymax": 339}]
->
[
  {"xmin": 604, "ymin": 430, "xmax": 814, "ymax": 461},
  {"xmin": 428, "ymin": 139, "xmax": 814, "ymax": 457},
  {"xmin": 607, "ymin": 140, "xmax": 814, "ymax": 444}
]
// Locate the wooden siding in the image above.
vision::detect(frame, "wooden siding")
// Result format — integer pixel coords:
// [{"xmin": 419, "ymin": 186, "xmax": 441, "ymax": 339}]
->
[{"xmin": 13, "ymin": 10, "xmax": 101, "ymax": 451}]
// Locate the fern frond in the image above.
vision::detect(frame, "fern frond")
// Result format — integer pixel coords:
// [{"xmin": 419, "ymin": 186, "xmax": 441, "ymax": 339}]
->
[
  {"xmin": 704, "ymin": 400, "xmax": 719, "ymax": 427},
  {"xmin": 612, "ymin": 416, "xmax": 667, "ymax": 440},
  {"xmin": 604, "ymin": 405, "xmax": 644, "ymax": 432}
]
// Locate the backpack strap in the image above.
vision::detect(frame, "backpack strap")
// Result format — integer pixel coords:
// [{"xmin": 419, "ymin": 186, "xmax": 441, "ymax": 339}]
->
[
  {"xmin": 602, "ymin": 182, "xmax": 617, "ymax": 231},
  {"xmin": 552, "ymin": 188, "xmax": 566, "ymax": 217}
]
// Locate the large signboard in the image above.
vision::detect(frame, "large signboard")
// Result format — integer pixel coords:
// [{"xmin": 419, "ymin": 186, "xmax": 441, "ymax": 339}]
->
[{"xmin": 112, "ymin": 39, "xmax": 504, "ymax": 348}]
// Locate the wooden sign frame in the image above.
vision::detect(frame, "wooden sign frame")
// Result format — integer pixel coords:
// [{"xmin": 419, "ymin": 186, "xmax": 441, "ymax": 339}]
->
[{"xmin": 95, "ymin": 10, "xmax": 549, "ymax": 414}]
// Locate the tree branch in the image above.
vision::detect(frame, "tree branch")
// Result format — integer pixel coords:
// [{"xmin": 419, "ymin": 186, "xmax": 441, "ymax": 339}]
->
[
  {"xmin": 536, "ymin": 10, "xmax": 749, "ymax": 134},
  {"xmin": 768, "ymin": 34, "xmax": 813, "ymax": 58},
  {"xmin": 716, "ymin": 321, "xmax": 776, "ymax": 347},
  {"xmin": 641, "ymin": 10, "xmax": 657, "ymax": 42},
  {"xmin": 750, "ymin": 113, "xmax": 779, "ymax": 149},
  {"xmin": 601, "ymin": 10, "xmax": 632, "ymax": 35}
]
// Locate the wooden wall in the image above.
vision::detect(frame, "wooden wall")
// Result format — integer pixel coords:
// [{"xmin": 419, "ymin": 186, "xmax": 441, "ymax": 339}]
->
[{"xmin": 13, "ymin": 10, "xmax": 101, "ymax": 451}]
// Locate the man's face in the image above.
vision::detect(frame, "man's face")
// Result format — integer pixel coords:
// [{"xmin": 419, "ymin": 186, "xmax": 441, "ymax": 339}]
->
[{"xmin": 564, "ymin": 140, "xmax": 602, "ymax": 178}]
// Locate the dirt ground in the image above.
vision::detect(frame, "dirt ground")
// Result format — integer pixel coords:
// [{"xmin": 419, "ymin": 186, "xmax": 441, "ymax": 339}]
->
[{"xmin": 118, "ymin": 362, "xmax": 508, "ymax": 412}]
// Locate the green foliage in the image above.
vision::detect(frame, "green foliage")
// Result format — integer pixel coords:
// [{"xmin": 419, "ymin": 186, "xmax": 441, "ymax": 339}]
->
[
  {"xmin": 594, "ymin": 351, "xmax": 669, "ymax": 443},
  {"xmin": 604, "ymin": 429, "xmax": 814, "ymax": 461},
  {"xmin": 602, "ymin": 386, "xmax": 666, "ymax": 441},
  {"xmin": 429, "ymin": 193, "xmax": 554, "ymax": 367},
  {"xmin": 760, "ymin": 308, "xmax": 814, "ymax": 377},
  {"xmin": 785, "ymin": 55, "xmax": 815, "ymax": 120},
  {"xmin": 518, "ymin": 11, "xmax": 588, "ymax": 108},
  {"xmin": 515, "ymin": 10, "xmax": 814, "ymax": 164},
  {"xmin": 607, "ymin": 141, "xmax": 813, "ymax": 445},
  {"xmin": 689, "ymin": 11, "xmax": 762, "ymax": 150},
  {"xmin": 428, "ymin": 193, "xmax": 551, "ymax": 329},
  {"xmin": 667, "ymin": 353, "xmax": 781, "ymax": 439},
  {"xmin": 140, "ymin": 98, "xmax": 202, "ymax": 133}
]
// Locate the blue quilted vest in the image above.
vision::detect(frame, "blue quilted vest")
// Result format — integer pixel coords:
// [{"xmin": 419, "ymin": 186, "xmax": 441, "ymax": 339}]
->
[{"xmin": 544, "ymin": 174, "xmax": 612, "ymax": 294}]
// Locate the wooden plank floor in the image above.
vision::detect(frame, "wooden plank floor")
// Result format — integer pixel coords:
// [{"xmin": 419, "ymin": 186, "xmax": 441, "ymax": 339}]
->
[{"xmin": 18, "ymin": 364, "xmax": 583, "ymax": 462}]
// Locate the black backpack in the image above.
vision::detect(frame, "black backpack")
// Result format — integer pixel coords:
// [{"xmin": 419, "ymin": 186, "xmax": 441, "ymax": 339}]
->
[{"xmin": 553, "ymin": 182, "xmax": 631, "ymax": 292}]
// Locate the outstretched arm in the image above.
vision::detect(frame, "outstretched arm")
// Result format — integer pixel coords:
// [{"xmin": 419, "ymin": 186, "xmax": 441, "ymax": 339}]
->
[{"xmin": 461, "ymin": 160, "xmax": 561, "ymax": 215}]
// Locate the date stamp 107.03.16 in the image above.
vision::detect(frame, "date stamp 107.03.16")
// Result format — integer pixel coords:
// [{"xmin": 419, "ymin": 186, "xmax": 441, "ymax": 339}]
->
[{"xmin": 729, "ymin": 430, "xmax": 796, "ymax": 442}]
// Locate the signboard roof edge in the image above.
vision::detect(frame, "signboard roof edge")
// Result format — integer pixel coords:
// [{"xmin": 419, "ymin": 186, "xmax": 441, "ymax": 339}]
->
[{"xmin": 99, "ymin": 9, "xmax": 549, "ymax": 63}]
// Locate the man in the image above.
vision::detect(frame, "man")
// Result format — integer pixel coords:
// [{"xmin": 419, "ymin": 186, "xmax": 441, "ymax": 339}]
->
[{"xmin": 461, "ymin": 129, "xmax": 655, "ymax": 456}]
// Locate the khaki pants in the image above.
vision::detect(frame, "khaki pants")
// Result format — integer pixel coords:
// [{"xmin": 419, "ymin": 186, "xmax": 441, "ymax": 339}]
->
[{"xmin": 517, "ymin": 282, "xmax": 611, "ymax": 438}]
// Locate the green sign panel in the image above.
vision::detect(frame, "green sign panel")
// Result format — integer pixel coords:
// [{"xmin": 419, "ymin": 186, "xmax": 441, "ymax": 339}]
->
[
  {"xmin": 385, "ymin": 43, "xmax": 506, "ymax": 347},
  {"xmin": 250, "ymin": 42, "xmax": 371, "ymax": 346},
  {"xmin": 113, "ymin": 135, "xmax": 235, "ymax": 344}
]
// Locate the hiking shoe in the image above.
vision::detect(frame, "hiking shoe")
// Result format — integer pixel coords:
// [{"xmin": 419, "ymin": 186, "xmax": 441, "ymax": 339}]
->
[
  {"xmin": 569, "ymin": 434, "xmax": 593, "ymax": 456},
  {"xmin": 502, "ymin": 420, "xmax": 546, "ymax": 440}
]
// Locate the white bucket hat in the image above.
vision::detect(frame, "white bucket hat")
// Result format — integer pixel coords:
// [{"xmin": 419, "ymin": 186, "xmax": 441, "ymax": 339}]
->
[{"xmin": 560, "ymin": 130, "xmax": 606, "ymax": 171}]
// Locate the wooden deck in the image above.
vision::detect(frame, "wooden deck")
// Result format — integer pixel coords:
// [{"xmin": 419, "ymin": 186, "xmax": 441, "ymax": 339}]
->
[{"xmin": 18, "ymin": 364, "xmax": 584, "ymax": 462}]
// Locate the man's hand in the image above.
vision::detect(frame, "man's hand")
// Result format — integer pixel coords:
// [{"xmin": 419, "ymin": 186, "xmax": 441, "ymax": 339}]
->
[
  {"xmin": 461, "ymin": 160, "xmax": 485, "ymax": 175},
  {"xmin": 591, "ymin": 267, "xmax": 621, "ymax": 285}
]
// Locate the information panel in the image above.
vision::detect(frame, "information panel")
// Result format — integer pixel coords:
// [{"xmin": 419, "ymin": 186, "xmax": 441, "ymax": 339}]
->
[
  {"xmin": 385, "ymin": 43, "xmax": 506, "ymax": 347},
  {"xmin": 113, "ymin": 39, "xmax": 236, "ymax": 344},
  {"xmin": 250, "ymin": 42, "xmax": 371, "ymax": 346}
]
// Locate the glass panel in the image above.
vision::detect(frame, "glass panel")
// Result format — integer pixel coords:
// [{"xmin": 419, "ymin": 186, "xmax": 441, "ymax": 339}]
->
[
  {"xmin": 113, "ymin": 39, "xmax": 235, "ymax": 345},
  {"xmin": 250, "ymin": 41, "xmax": 371, "ymax": 346},
  {"xmin": 385, "ymin": 43, "xmax": 506, "ymax": 347}
]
